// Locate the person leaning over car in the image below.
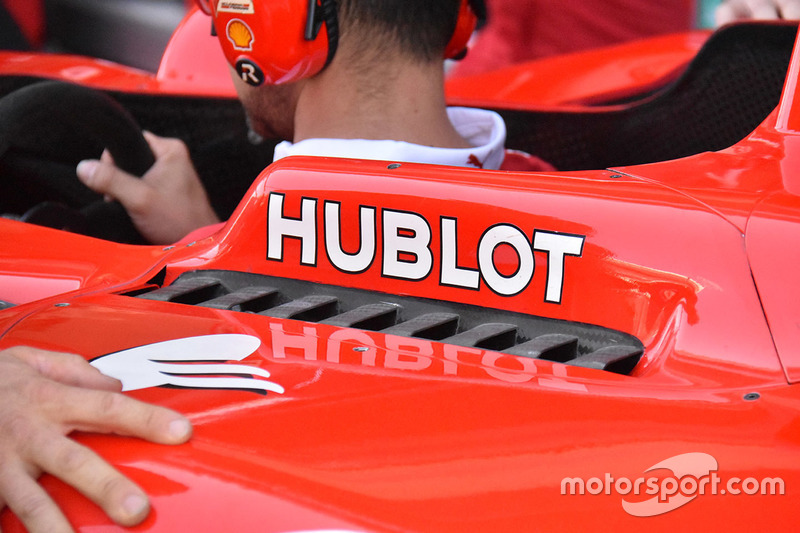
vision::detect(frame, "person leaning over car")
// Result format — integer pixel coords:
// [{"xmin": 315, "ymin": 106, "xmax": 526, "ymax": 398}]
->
[
  {"xmin": 74, "ymin": 0, "xmax": 800, "ymax": 246},
  {"xmin": 74, "ymin": 0, "xmax": 553, "ymax": 246},
  {"xmin": 0, "ymin": 0, "xmax": 545, "ymax": 531},
  {"xmin": 73, "ymin": 0, "xmax": 800, "ymax": 245}
]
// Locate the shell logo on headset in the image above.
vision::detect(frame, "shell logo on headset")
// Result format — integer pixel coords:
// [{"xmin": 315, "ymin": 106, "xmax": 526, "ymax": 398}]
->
[{"xmin": 227, "ymin": 19, "xmax": 254, "ymax": 51}]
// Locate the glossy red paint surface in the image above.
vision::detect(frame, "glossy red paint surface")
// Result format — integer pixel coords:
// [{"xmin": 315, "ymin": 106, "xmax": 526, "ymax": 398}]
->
[
  {"xmin": 0, "ymin": 289, "xmax": 797, "ymax": 531},
  {"xmin": 0, "ymin": 8, "xmax": 236, "ymax": 97},
  {"xmin": 0, "ymin": 220, "xmax": 169, "ymax": 307},
  {"xmin": 0, "ymin": 50, "xmax": 156, "ymax": 89},
  {"xmin": 161, "ymin": 157, "xmax": 782, "ymax": 387},
  {"xmin": 746, "ymin": 190, "xmax": 800, "ymax": 383},
  {"xmin": 0, "ymin": 149, "xmax": 797, "ymax": 529},
  {"xmin": 1, "ymin": 13, "xmax": 799, "ymax": 533},
  {"xmin": 609, "ymin": 108, "xmax": 800, "ymax": 382},
  {"xmin": 776, "ymin": 25, "xmax": 800, "ymax": 133},
  {"xmin": 155, "ymin": 7, "xmax": 236, "ymax": 96},
  {"xmin": 446, "ymin": 31, "xmax": 710, "ymax": 109}
]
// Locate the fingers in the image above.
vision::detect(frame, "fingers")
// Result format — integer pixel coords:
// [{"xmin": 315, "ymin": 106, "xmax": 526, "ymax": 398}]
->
[
  {"xmin": 716, "ymin": 0, "xmax": 772, "ymax": 25},
  {"xmin": 0, "ymin": 347, "xmax": 193, "ymax": 530},
  {"xmin": 76, "ymin": 159, "xmax": 150, "ymax": 214},
  {"xmin": 0, "ymin": 462, "xmax": 73, "ymax": 533},
  {"xmin": 0, "ymin": 347, "xmax": 194, "ymax": 533},
  {"xmin": 32, "ymin": 434, "xmax": 150, "ymax": 527},
  {"xmin": 142, "ymin": 130, "xmax": 173, "ymax": 158},
  {"xmin": 7, "ymin": 346, "xmax": 120, "ymax": 392},
  {"xmin": 716, "ymin": 0, "xmax": 800, "ymax": 25},
  {"xmin": 142, "ymin": 131, "xmax": 194, "ymax": 164},
  {"xmin": 1, "ymin": 436, "xmax": 150, "ymax": 531},
  {"xmin": 32, "ymin": 380, "xmax": 192, "ymax": 445},
  {"xmin": 750, "ymin": 0, "xmax": 781, "ymax": 19},
  {"xmin": 779, "ymin": 0, "xmax": 800, "ymax": 18}
]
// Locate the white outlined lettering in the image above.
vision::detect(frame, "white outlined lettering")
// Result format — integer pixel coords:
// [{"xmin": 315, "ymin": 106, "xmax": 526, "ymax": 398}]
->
[
  {"xmin": 267, "ymin": 192, "xmax": 317, "ymax": 266},
  {"xmin": 382, "ymin": 209, "xmax": 434, "ymax": 280},
  {"xmin": 533, "ymin": 230, "xmax": 585, "ymax": 303},
  {"xmin": 324, "ymin": 201, "xmax": 377, "ymax": 273},
  {"xmin": 264, "ymin": 194, "xmax": 585, "ymax": 304},
  {"xmin": 440, "ymin": 217, "xmax": 480, "ymax": 290},
  {"xmin": 478, "ymin": 223, "xmax": 535, "ymax": 296}
]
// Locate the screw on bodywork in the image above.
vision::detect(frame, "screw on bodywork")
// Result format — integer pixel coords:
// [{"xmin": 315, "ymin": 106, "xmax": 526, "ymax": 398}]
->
[
  {"xmin": 743, "ymin": 392, "xmax": 761, "ymax": 401},
  {"xmin": 162, "ymin": 245, "xmax": 175, "ymax": 251},
  {"xmin": 387, "ymin": 163, "xmax": 402, "ymax": 169},
  {"xmin": 353, "ymin": 346, "xmax": 370, "ymax": 352},
  {"xmin": 609, "ymin": 174, "xmax": 623, "ymax": 179},
  {"xmin": 54, "ymin": 303, "xmax": 70, "ymax": 307}
]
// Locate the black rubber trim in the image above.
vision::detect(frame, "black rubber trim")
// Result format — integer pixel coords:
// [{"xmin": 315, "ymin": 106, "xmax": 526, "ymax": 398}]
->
[{"xmin": 498, "ymin": 21, "xmax": 798, "ymax": 170}]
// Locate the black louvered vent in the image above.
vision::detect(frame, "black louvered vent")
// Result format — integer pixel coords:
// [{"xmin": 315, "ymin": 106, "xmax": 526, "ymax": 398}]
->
[{"xmin": 125, "ymin": 270, "xmax": 644, "ymax": 375}]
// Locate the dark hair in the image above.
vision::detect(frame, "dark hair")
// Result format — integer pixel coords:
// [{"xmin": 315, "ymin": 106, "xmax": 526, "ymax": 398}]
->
[{"xmin": 337, "ymin": 0, "xmax": 462, "ymax": 62}]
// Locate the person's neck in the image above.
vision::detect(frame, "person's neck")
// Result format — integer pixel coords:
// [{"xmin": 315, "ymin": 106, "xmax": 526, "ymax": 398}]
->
[{"xmin": 292, "ymin": 56, "xmax": 471, "ymax": 149}]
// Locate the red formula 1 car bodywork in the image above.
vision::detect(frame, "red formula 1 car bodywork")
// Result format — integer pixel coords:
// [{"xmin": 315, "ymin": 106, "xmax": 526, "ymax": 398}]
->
[{"xmin": 0, "ymin": 9, "xmax": 799, "ymax": 532}]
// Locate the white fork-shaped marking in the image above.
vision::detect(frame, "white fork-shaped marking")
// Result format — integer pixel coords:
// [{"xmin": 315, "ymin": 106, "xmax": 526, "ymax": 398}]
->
[{"xmin": 90, "ymin": 334, "xmax": 284, "ymax": 394}]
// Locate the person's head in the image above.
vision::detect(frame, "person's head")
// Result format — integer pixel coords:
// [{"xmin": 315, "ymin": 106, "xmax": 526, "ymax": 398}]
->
[
  {"xmin": 198, "ymin": 0, "xmax": 481, "ymax": 138},
  {"xmin": 337, "ymin": 0, "xmax": 467, "ymax": 64},
  {"xmin": 198, "ymin": 0, "xmax": 479, "ymax": 84}
]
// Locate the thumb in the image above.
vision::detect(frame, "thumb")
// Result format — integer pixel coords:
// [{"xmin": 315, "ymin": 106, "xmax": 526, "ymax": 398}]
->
[{"xmin": 76, "ymin": 159, "xmax": 149, "ymax": 212}]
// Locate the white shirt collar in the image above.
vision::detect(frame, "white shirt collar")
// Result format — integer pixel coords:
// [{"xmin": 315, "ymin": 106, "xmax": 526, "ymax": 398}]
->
[{"xmin": 272, "ymin": 107, "xmax": 506, "ymax": 170}]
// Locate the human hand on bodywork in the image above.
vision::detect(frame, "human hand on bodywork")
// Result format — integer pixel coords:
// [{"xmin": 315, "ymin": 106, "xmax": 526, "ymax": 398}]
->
[
  {"xmin": 0, "ymin": 346, "xmax": 192, "ymax": 533},
  {"xmin": 716, "ymin": 0, "xmax": 800, "ymax": 25},
  {"xmin": 76, "ymin": 131, "xmax": 220, "ymax": 245}
]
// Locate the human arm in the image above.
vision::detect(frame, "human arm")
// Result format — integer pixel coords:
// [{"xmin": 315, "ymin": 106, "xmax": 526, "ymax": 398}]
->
[
  {"xmin": 715, "ymin": 0, "xmax": 800, "ymax": 25},
  {"xmin": 0, "ymin": 346, "xmax": 192, "ymax": 532},
  {"xmin": 76, "ymin": 131, "xmax": 221, "ymax": 245}
]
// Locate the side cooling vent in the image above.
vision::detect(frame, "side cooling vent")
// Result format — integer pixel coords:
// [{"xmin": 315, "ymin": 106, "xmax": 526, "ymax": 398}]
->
[{"xmin": 125, "ymin": 270, "xmax": 644, "ymax": 375}]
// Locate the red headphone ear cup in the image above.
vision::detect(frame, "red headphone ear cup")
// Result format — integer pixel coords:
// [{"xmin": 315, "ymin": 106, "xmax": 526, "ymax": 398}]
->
[
  {"xmin": 444, "ymin": 0, "xmax": 477, "ymax": 60},
  {"xmin": 206, "ymin": 0, "xmax": 337, "ymax": 85}
]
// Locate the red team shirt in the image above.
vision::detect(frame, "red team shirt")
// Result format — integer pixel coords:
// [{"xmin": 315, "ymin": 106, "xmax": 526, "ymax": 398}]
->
[{"xmin": 452, "ymin": 0, "xmax": 696, "ymax": 77}]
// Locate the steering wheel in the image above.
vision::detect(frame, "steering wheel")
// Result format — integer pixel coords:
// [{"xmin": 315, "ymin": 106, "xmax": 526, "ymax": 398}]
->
[{"xmin": 0, "ymin": 80, "xmax": 156, "ymax": 243}]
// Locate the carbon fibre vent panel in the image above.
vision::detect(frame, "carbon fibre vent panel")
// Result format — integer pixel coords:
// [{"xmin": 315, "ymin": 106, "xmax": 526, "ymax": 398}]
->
[{"xmin": 127, "ymin": 270, "xmax": 644, "ymax": 375}]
